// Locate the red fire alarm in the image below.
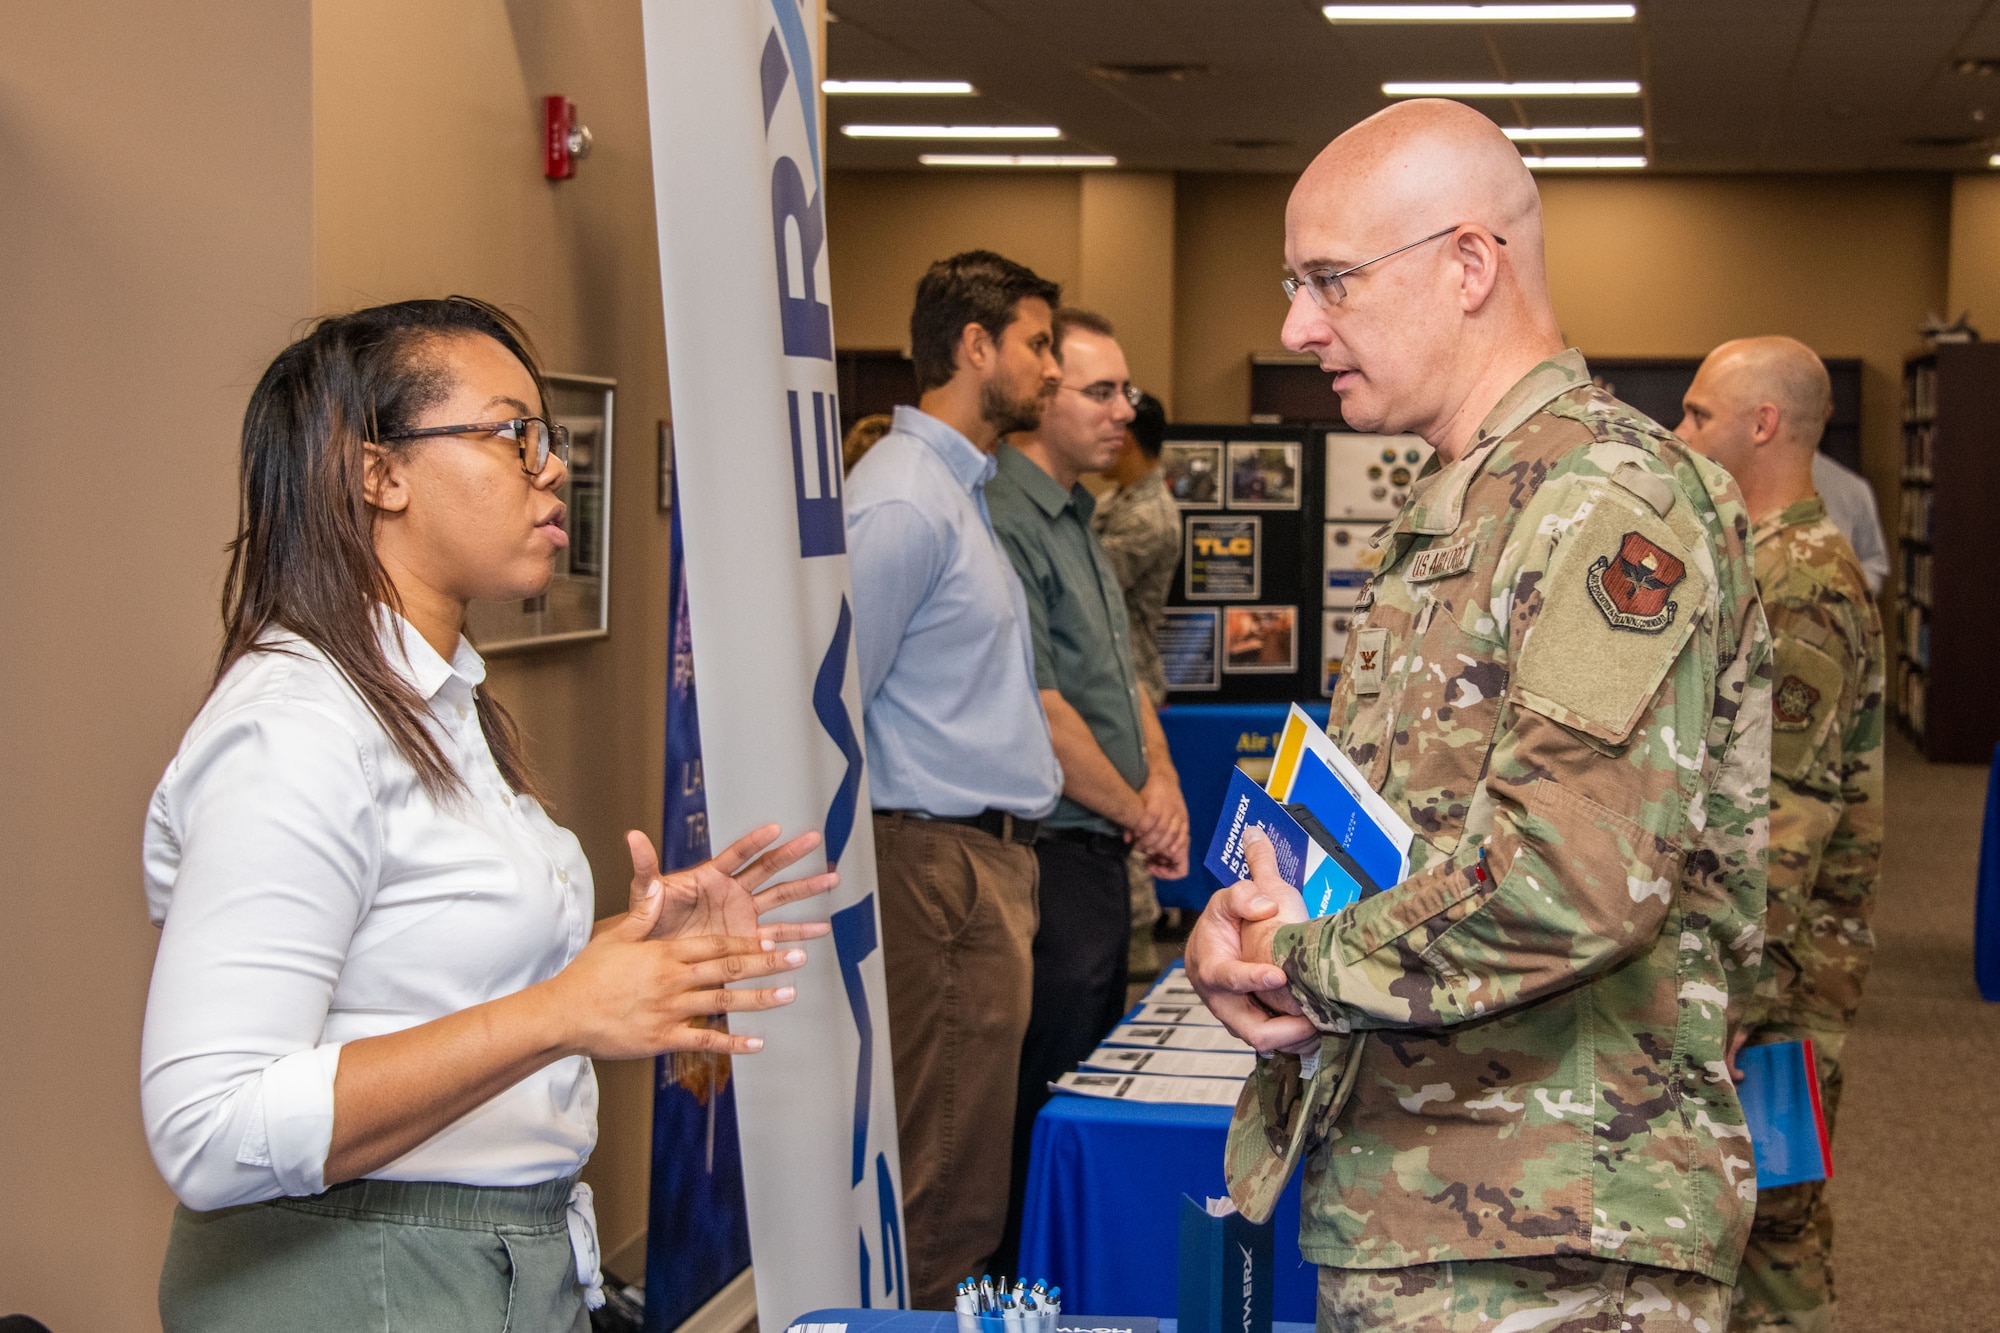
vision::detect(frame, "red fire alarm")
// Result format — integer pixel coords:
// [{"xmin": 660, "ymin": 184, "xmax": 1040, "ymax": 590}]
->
[{"xmin": 544, "ymin": 96, "xmax": 593, "ymax": 180}]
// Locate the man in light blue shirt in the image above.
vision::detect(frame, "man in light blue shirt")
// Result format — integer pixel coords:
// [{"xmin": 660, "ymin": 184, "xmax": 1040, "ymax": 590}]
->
[{"xmin": 844, "ymin": 250, "xmax": 1063, "ymax": 1308}]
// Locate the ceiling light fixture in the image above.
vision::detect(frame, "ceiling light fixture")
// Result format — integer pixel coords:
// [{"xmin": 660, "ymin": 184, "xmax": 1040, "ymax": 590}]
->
[
  {"xmin": 1989, "ymin": 153, "xmax": 2000, "ymax": 167},
  {"xmin": 843, "ymin": 124, "xmax": 1062, "ymax": 139},
  {"xmin": 823, "ymin": 80, "xmax": 976, "ymax": 95},
  {"xmin": 1522, "ymin": 155, "xmax": 1647, "ymax": 169},
  {"xmin": 1327, "ymin": 3, "xmax": 1634, "ymax": 20},
  {"xmin": 1385, "ymin": 81, "xmax": 1640, "ymax": 96},
  {"xmin": 1503, "ymin": 125, "xmax": 1644, "ymax": 141},
  {"xmin": 919, "ymin": 154, "xmax": 1118, "ymax": 168}
]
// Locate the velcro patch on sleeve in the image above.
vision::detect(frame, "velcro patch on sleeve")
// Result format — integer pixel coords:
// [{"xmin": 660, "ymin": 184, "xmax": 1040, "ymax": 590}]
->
[
  {"xmin": 1510, "ymin": 492, "xmax": 1708, "ymax": 745},
  {"xmin": 1771, "ymin": 636, "xmax": 1847, "ymax": 784}
]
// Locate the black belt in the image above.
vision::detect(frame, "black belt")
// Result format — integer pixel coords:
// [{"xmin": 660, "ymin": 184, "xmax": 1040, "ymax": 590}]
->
[
  {"xmin": 1040, "ymin": 826, "xmax": 1128, "ymax": 859},
  {"xmin": 879, "ymin": 808, "xmax": 1041, "ymax": 846}
]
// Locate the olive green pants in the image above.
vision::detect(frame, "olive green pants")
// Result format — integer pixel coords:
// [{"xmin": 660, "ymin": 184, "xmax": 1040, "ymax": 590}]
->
[{"xmin": 159, "ymin": 1175, "xmax": 590, "ymax": 1333}]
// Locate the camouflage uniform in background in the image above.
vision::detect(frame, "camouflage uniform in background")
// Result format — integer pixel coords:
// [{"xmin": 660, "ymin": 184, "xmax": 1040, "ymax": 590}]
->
[
  {"xmin": 1093, "ymin": 466, "xmax": 1182, "ymax": 707},
  {"xmin": 1094, "ymin": 466, "xmax": 1183, "ymax": 971},
  {"xmin": 1222, "ymin": 352, "xmax": 1773, "ymax": 1332},
  {"xmin": 1730, "ymin": 496, "xmax": 1885, "ymax": 1333}
]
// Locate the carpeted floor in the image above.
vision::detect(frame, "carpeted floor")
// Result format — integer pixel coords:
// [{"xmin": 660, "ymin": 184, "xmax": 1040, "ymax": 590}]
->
[{"xmin": 1822, "ymin": 728, "xmax": 2000, "ymax": 1329}]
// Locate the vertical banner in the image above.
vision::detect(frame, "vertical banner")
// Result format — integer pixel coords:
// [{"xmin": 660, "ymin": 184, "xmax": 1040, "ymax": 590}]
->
[
  {"xmin": 640, "ymin": 2, "xmax": 907, "ymax": 1329},
  {"xmin": 644, "ymin": 492, "xmax": 754, "ymax": 1333}
]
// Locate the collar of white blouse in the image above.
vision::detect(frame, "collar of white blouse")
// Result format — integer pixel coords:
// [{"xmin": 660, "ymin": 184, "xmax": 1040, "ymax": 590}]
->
[{"xmin": 374, "ymin": 604, "xmax": 488, "ymax": 701}]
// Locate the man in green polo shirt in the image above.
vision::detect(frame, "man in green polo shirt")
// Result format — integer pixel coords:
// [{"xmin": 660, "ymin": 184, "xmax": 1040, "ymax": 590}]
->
[{"xmin": 989, "ymin": 308, "xmax": 1191, "ymax": 1261}]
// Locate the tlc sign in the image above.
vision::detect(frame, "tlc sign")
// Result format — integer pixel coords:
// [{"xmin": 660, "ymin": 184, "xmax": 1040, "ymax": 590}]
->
[{"xmin": 759, "ymin": 9, "xmax": 844, "ymax": 559}]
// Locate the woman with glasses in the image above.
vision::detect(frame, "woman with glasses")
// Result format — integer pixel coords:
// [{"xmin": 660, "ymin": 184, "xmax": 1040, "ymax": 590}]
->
[{"xmin": 142, "ymin": 297, "xmax": 832, "ymax": 1331}]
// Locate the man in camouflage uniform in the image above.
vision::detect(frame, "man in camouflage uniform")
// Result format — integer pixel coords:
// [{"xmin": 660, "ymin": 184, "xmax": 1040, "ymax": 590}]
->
[
  {"xmin": 1184, "ymin": 99, "xmax": 1773, "ymax": 1332},
  {"xmin": 1678, "ymin": 337, "xmax": 1885, "ymax": 1333}
]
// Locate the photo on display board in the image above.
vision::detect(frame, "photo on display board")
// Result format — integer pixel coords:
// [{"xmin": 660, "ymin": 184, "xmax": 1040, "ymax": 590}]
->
[
  {"xmin": 1224, "ymin": 605, "xmax": 1298, "ymax": 674},
  {"xmin": 1225, "ymin": 441, "xmax": 1302, "ymax": 510},
  {"xmin": 1324, "ymin": 522, "xmax": 1375, "ymax": 607},
  {"xmin": 1323, "ymin": 608, "xmax": 1356, "ymax": 695},
  {"xmin": 1324, "ymin": 431, "xmax": 1431, "ymax": 522},
  {"xmin": 1161, "ymin": 440, "xmax": 1224, "ymax": 507},
  {"xmin": 1159, "ymin": 606, "xmax": 1221, "ymax": 690},
  {"xmin": 1184, "ymin": 515, "xmax": 1261, "ymax": 601}
]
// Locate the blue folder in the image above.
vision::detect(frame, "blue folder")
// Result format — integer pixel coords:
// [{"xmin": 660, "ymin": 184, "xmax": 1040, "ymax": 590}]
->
[{"xmin": 1737, "ymin": 1039, "xmax": 1832, "ymax": 1189}]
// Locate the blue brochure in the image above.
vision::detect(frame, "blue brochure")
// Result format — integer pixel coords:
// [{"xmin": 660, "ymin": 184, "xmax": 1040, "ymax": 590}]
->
[
  {"xmin": 1204, "ymin": 767, "xmax": 1316, "ymax": 894},
  {"xmin": 1286, "ymin": 805, "xmax": 1377, "ymax": 917},
  {"xmin": 1287, "ymin": 748, "xmax": 1405, "ymax": 891},
  {"xmin": 1737, "ymin": 1039, "xmax": 1832, "ymax": 1189}
]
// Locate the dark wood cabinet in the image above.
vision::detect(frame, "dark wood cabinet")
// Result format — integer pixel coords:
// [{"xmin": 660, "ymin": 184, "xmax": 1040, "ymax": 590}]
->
[{"xmin": 1896, "ymin": 343, "xmax": 2000, "ymax": 762}]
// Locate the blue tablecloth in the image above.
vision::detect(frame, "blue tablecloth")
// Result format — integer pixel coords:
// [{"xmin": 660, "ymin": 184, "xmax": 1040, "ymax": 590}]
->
[
  {"xmin": 1978, "ymin": 742, "xmax": 2000, "ymax": 1001},
  {"xmin": 788, "ymin": 1313, "xmax": 1313, "ymax": 1333},
  {"xmin": 1015, "ymin": 1095, "xmax": 1312, "ymax": 1323},
  {"xmin": 1154, "ymin": 703, "xmax": 1331, "ymax": 910}
]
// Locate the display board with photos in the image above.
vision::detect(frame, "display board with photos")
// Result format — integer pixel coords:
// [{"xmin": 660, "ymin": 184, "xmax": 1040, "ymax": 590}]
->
[
  {"xmin": 466, "ymin": 372, "xmax": 615, "ymax": 653},
  {"xmin": 1161, "ymin": 423, "xmax": 1314, "ymax": 703},
  {"xmin": 1161, "ymin": 422, "xmax": 1434, "ymax": 702}
]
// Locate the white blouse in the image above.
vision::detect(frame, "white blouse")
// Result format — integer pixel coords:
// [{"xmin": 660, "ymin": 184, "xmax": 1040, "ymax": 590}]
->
[{"xmin": 141, "ymin": 613, "xmax": 598, "ymax": 1213}]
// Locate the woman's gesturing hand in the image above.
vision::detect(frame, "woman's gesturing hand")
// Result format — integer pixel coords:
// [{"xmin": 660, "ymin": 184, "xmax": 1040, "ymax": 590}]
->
[
  {"xmin": 624, "ymin": 823, "xmax": 837, "ymax": 946},
  {"xmin": 552, "ymin": 877, "xmax": 808, "ymax": 1060}
]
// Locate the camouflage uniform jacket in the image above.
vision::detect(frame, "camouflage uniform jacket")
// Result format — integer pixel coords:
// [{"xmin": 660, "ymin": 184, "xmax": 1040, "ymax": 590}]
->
[
  {"xmin": 1093, "ymin": 468, "xmax": 1182, "ymax": 706},
  {"xmin": 1746, "ymin": 495, "xmax": 1884, "ymax": 1050},
  {"xmin": 1224, "ymin": 352, "xmax": 1772, "ymax": 1283}
]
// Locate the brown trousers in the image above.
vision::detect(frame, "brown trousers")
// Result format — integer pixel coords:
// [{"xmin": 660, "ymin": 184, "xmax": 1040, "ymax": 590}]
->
[{"xmin": 874, "ymin": 813, "xmax": 1038, "ymax": 1311}]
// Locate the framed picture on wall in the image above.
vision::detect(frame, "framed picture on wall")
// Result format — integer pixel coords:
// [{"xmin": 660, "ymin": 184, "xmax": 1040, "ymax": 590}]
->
[
  {"xmin": 1159, "ymin": 607, "xmax": 1221, "ymax": 691},
  {"xmin": 466, "ymin": 372, "xmax": 615, "ymax": 653},
  {"xmin": 1161, "ymin": 440, "xmax": 1224, "ymax": 507},
  {"xmin": 1226, "ymin": 441, "xmax": 1302, "ymax": 510},
  {"xmin": 1184, "ymin": 515, "xmax": 1261, "ymax": 601},
  {"xmin": 1224, "ymin": 604, "xmax": 1298, "ymax": 674}
]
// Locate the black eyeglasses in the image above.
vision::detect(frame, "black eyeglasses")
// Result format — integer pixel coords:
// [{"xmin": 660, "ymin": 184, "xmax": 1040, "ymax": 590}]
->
[
  {"xmin": 1281, "ymin": 224, "xmax": 1508, "ymax": 310},
  {"xmin": 382, "ymin": 417, "xmax": 571, "ymax": 475},
  {"xmin": 1060, "ymin": 381, "xmax": 1144, "ymax": 409}
]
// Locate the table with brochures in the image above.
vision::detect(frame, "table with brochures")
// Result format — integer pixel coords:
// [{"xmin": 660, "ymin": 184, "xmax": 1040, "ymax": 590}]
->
[{"xmin": 1016, "ymin": 974, "xmax": 1315, "ymax": 1324}]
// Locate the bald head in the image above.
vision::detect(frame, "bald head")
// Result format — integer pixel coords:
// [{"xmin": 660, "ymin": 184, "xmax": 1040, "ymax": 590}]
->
[
  {"xmin": 1698, "ymin": 337, "xmax": 1831, "ymax": 443},
  {"xmin": 1280, "ymin": 100, "xmax": 1565, "ymax": 458},
  {"xmin": 1292, "ymin": 99, "xmax": 1548, "ymax": 283},
  {"xmin": 1677, "ymin": 336, "xmax": 1831, "ymax": 519}
]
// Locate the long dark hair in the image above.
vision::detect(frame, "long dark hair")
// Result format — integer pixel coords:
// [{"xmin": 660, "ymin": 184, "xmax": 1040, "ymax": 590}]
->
[{"xmin": 217, "ymin": 296, "xmax": 545, "ymax": 802}]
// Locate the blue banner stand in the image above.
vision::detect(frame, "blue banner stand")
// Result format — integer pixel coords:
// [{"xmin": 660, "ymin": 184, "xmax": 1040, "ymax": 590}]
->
[{"xmin": 1976, "ymin": 742, "xmax": 2000, "ymax": 1001}]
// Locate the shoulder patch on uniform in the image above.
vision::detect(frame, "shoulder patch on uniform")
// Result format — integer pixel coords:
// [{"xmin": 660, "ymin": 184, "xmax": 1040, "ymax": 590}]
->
[
  {"xmin": 1770, "ymin": 635, "xmax": 1848, "ymax": 784},
  {"xmin": 1586, "ymin": 531, "xmax": 1687, "ymax": 634},
  {"xmin": 1610, "ymin": 460, "xmax": 1676, "ymax": 518},
  {"xmin": 1773, "ymin": 674, "xmax": 1821, "ymax": 730},
  {"xmin": 1511, "ymin": 488, "xmax": 1709, "ymax": 745}
]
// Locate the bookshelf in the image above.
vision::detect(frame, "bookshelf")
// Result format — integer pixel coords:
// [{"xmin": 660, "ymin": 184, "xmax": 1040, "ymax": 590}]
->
[{"xmin": 1896, "ymin": 343, "xmax": 2000, "ymax": 761}]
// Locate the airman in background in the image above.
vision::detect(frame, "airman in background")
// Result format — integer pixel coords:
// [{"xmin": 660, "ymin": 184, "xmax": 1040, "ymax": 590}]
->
[
  {"xmin": 1678, "ymin": 336, "xmax": 1886, "ymax": 1333},
  {"xmin": 1185, "ymin": 98, "xmax": 1773, "ymax": 1332}
]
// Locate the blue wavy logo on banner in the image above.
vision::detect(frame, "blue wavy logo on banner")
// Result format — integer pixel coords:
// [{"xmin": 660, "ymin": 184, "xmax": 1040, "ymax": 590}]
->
[{"xmin": 813, "ymin": 596, "xmax": 863, "ymax": 866}]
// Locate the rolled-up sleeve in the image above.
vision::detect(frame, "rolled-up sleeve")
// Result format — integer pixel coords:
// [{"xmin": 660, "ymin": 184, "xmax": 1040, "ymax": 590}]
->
[{"xmin": 141, "ymin": 703, "xmax": 381, "ymax": 1210}]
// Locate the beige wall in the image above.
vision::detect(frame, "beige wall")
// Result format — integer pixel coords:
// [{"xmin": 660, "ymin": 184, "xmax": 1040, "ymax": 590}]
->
[
  {"xmin": 825, "ymin": 169, "xmax": 1083, "ymax": 353},
  {"xmin": 1075, "ymin": 173, "xmax": 1178, "ymax": 408},
  {"xmin": 1948, "ymin": 172, "xmax": 2000, "ymax": 335},
  {"xmin": 313, "ymin": 0, "xmax": 676, "ymax": 1271},
  {"xmin": 1172, "ymin": 173, "xmax": 1297, "ymax": 422},
  {"xmin": 0, "ymin": 3, "xmax": 315, "ymax": 1329},
  {"xmin": 1539, "ymin": 173, "xmax": 1949, "ymax": 522},
  {"xmin": 824, "ymin": 169, "xmax": 1181, "ymax": 407}
]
